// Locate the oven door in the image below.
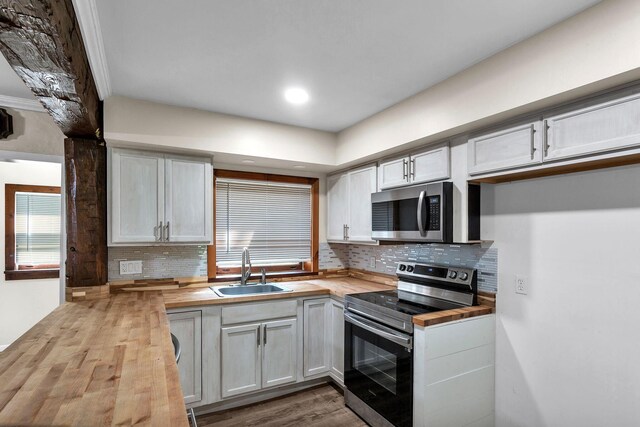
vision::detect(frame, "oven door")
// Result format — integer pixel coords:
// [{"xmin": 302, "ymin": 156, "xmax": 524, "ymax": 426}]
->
[
  {"xmin": 371, "ymin": 182, "xmax": 448, "ymax": 242},
  {"xmin": 344, "ymin": 312, "xmax": 413, "ymax": 427}
]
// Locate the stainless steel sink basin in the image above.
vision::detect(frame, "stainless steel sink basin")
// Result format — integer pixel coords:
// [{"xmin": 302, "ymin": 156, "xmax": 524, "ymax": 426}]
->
[{"xmin": 210, "ymin": 284, "xmax": 292, "ymax": 297}]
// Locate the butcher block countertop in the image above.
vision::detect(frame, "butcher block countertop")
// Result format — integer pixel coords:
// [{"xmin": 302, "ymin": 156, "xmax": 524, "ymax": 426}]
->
[
  {"xmin": 162, "ymin": 276, "xmax": 396, "ymax": 308},
  {"xmin": 0, "ymin": 292, "xmax": 188, "ymax": 427},
  {"xmin": 412, "ymin": 305, "xmax": 494, "ymax": 327}
]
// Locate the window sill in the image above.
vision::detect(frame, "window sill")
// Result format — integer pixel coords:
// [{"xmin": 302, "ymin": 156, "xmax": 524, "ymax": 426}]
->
[
  {"xmin": 5, "ymin": 269, "xmax": 60, "ymax": 281},
  {"xmin": 210, "ymin": 270, "xmax": 317, "ymax": 283}
]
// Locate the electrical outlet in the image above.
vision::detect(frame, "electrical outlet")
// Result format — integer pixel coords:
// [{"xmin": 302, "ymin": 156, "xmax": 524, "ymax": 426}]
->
[
  {"xmin": 120, "ymin": 260, "xmax": 143, "ymax": 275},
  {"xmin": 369, "ymin": 256, "xmax": 376, "ymax": 269},
  {"xmin": 515, "ymin": 275, "xmax": 528, "ymax": 295}
]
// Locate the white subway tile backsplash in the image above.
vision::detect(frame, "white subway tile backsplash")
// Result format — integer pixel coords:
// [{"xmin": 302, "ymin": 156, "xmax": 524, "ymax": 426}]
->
[{"xmin": 108, "ymin": 246, "xmax": 207, "ymax": 281}]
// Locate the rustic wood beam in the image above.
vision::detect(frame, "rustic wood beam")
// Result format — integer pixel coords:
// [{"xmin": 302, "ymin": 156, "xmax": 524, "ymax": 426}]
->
[
  {"xmin": 65, "ymin": 138, "xmax": 107, "ymax": 287},
  {"xmin": 0, "ymin": 0, "xmax": 102, "ymax": 138}
]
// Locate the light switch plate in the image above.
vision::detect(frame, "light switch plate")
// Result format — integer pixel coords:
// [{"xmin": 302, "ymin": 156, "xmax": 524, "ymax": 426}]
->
[{"xmin": 120, "ymin": 260, "xmax": 142, "ymax": 275}]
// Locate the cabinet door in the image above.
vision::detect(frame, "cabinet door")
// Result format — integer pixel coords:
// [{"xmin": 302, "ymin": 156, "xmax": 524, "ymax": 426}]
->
[
  {"xmin": 347, "ymin": 166, "xmax": 377, "ymax": 243},
  {"xmin": 168, "ymin": 311, "xmax": 202, "ymax": 405},
  {"xmin": 109, "ymin": 148, "xmax": 164, "ymax": 243},
  {"xmin": 221, "ymin": 323, "xmax": 262, "ymax": 398},
  {"xmin": 329, "ymin": 300, "xmax": 344, "ymax": 384},
  {"xmin": 327, "ymin": 173, "xmax": 348, "ymax": 242},
  {"xmin": 378, "ymin": 156, "xmax": 410, "ymax": 189},
  {"xmin": 303, "ymin": 299, "xmax": 330, "ymax": 377},
  {"xmin": 468, "ymin": 121, "xmax": 542, "ymax": 175},
  {"xmin": 545, "ymin": 92, "xmax": 640, "ymax": 161},
  {"xmin": 165, "ymin": 156, "xmax": 213, "ymax": 243},
  {"xmin": 262, "ymin": 319, "xmax": 297, "ymax": 388},
  {"xmin": 410, "ymin": 143, "xmax": 450, "ymax": 184}
]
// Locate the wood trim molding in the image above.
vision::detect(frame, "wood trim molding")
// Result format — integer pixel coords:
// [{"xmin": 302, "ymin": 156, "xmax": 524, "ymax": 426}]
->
[
  {"xmin": 4, "ymin": 184, "xmax": 61, "ymax": 281},
  {"xmin": 207, "ymin": 169, "xmax": 320, "ymax": 280},
  {"xmin": 0, "ymin": 95, "xmax": 45, "ymax": 113},
  {"xmin": 71, "ymin": 0, "xmax": 111, "ymax": 99}
]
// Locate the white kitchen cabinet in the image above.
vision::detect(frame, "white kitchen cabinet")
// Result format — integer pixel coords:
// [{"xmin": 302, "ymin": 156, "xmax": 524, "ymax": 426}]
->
[
  {"xmin": 221, "ymin": 323, "xmax": 262, "ymax": 398},
  {"xmin": 221, "ymin": 317, "xmax": 298, "ymax": 398},
  {"xmin": 168, "ymin": 310, "xmax": 202, "ymax": 405},
  {"xmin": 164, "ymin": 155, "xmax": 213, "ymax": 242},
  {"xmin": 329, "ymin": 299, "xmax": 344, "ymax": 385},
  {"xmin": 544, "ymin": 92, "xmax": 640, "ymax": 161},
  {"xmin": 468, "ymin": 121, "xmax": 543, "ymax": 175},
  {"xmin": 262, "ymin": 319, "xmax": 298, "ymax": 388},
  {"xmin": 378, "ymin": 143, "xmax": 450, "ymax": 189},
  {"xmin": 327, "ymin": 173, "xmax": 349, "ymax": 241},
  {"xmin": 109, "ymin": 149, "xmax": 164, "ymax": 243},
  {"xmin": 303, "ymin": 298, "xmax": 331, "ymax": 377},
  {"xmin": 327, "ymin": 165, "xmax": 377, "ymax": 244},
  {"xmin": 108, "ymin": 147, "xmax": 213, "ymax": 246}
]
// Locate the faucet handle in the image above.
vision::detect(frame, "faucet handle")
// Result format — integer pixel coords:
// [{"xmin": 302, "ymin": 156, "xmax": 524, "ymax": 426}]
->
[{"xmin": 261, "ymin": 268, "xmax": 266, "ymax": 284}]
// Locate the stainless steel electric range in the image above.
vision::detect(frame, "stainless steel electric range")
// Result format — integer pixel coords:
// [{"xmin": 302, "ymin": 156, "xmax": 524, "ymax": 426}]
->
[{"xmin": 343, "ymin": 262, "xmax": 478, "ymax": 427}]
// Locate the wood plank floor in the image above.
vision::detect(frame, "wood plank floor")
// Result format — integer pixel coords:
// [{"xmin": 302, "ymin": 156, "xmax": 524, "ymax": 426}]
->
[{"xmin": 197, "ymin": 384, "xmax": 367, "ymax": 427}]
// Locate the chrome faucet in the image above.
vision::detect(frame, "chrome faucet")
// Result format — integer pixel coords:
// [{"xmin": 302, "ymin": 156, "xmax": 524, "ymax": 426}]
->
[{"xmin": 241, "ymin": 247, "xmax": 252, "ymax": 285}]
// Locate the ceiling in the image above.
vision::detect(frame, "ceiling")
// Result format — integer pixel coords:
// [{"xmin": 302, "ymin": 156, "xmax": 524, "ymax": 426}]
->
[{"xmin": 1, "ymin": 1, "xmax": 601, "ymax": 132}]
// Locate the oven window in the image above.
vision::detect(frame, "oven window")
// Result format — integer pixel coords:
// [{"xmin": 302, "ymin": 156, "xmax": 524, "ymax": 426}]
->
[{"xmin": 353, "ymin": 335, "xmax": 398, "ymax": 394}]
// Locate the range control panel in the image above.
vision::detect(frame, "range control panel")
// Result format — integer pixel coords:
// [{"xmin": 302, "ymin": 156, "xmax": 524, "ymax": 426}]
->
[{"xmin": 396, "ymin": 262, "xmax": 475, "ymax": 288}]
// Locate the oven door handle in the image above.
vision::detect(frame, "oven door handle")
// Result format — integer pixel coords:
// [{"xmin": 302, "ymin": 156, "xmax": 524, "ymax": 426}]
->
[
  {"xmin": 345, "ymin": 312, "xmax": 412, "ymax": 349},
  {"xmin": 417, "ymin": 190, "xmax": 426, "ymax": 237}
]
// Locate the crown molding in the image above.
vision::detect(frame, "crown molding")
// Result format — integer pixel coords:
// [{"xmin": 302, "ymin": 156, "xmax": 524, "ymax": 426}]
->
[
  {"xmin": 72, "ymin": 0, "xmax": 111, "ymax": 100},
  {"xmin": 0, "ymin": 95, "xmax": 45, "ymax": 112}
]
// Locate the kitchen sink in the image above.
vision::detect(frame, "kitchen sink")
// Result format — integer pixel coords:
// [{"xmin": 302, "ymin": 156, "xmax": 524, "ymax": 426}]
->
[{"xmin": 210, "ymin": 283, "xmax": 292, "ymax": 297}]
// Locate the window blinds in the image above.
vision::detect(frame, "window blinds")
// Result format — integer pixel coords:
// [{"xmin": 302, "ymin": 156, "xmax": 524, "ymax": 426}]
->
[
  {"xmin": 216, "ymin": 178, "xmax": 311, "ymax": 267},
  {"xmin": 15, "ymin": 192, "xmax": 61, "ymax": 267}
]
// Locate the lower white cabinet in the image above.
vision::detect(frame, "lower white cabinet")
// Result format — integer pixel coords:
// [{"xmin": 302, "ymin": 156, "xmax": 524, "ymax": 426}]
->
[
  {"xmin": 303, "ymin": 297, "xmax": 345, "ymax": 384},
  {"xmin": 303, "ymin": 299, "xmax": 331, "ymax": 377},
  {"xmin": 329, "ymin": 300, "xmax": 345, "ymax": 384},
  {"xmin": 221, "ymin": 318, "xmax": 298, "ymax": 398},
  {"xmin": 168, "ymin": 310, "xmax": 203, "ymax": 405}
]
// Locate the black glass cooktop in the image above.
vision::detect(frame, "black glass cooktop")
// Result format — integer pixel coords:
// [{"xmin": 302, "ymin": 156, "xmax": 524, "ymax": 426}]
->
[{"xmin": 348, "ymin": 290, "xmax": 450, "ymax": 316}]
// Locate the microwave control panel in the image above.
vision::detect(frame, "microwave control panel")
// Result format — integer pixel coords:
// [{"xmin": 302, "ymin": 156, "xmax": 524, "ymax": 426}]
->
[{"xmin": 428, "ymin": 195, "xmax": 440, "ymax": 230}]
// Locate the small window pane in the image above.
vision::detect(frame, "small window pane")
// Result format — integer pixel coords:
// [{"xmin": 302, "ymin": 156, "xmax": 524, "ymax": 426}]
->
[{"xmin": 15, "ymin": 192, "xmax": 61, "ymax": 268}]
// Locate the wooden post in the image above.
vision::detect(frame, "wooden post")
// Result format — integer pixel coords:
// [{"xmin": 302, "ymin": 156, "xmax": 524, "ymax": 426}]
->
[
  {"xmin": 0, "ymin": 1, "xmax": 107, "ymax": 288},
  {"xmin": 65, "ymin": 138, "xmax": 107, "ymax": 287}
]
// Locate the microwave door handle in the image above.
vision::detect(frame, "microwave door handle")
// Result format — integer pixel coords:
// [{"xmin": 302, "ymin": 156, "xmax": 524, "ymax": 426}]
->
[
  {"xmin": 417, "ymin": 190, "xmax": 426, "ymax": 236},
  {"xmin": 344, "ymin": 312, "xmax": 412, "ymax": 349}
]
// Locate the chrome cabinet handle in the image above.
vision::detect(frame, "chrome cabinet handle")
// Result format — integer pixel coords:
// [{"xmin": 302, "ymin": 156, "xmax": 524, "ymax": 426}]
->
[
  {"xmin": 543, "ymin": 119, "xmax": 550, "ymax": 157},
  {"xmin": 345, "ymin": 225, "xmax": 349, "ymax": 240},
  {"xmin": 257, "ymin": 325, "xmax": 261, "ymax": 347},
  {"xmin": 417, "ymin": 190, "xmax": 426, "ymax": 237},
  {"xmin": 164, "ymin": 221, "xmax": 170, "ymax": 242},
  {"xmin": 153, "ymin": 224, "xmax": 159, "ymax": 241},
  {"xmin": 530, "ymin": 124, "xmax": 537, "ymax": 160},
  {"xmin": 159, "ymin": 221, "xmax": 164, "ymax": 241},
  {"xmin": 402, "ymin": 159, "xmax": 408, "ymax": 180},
  {"xmin": 263, "ymin": 324, "xmax": 267, "ymax": 345},
  {"xmin": 410, "ymin": 158, "xmax": 415, "ymax": 179}
]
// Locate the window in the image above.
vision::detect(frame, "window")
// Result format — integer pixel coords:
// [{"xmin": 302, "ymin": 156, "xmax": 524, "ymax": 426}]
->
[
  {"xmin": 210, "ymin": 170, "xmax": 319, "ymax": 279},
  {"xmin": 5, "ymin": 184, "xmax": 61, "ymax": 280}
]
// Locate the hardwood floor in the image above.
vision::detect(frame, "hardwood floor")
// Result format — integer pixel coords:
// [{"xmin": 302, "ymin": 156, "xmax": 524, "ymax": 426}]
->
[{"xmin": 197, "ymin": 383, "xmax": 367, "ymax": 427}]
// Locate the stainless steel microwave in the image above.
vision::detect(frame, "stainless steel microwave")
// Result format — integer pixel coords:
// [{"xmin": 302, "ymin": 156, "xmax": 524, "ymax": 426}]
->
[{"xmin": 372, "ymin": 181, "xmax": 479, "ymax": 243}]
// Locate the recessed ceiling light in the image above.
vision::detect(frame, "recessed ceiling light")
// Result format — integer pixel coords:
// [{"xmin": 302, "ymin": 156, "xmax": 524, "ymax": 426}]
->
[
  {"xmin": 293, "ymin": 165, "xmax": 306, "ymax": 169},
  {"xmin": 242, "ymin": 159, "xmax": 255, "ymax": 164},
  {"xmin": 284, "ymin": 87, "xmax": 309, "ymax": 105}
]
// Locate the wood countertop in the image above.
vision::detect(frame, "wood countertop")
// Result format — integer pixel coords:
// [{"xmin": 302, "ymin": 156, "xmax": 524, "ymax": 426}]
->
[
  {"xmin": 412, "ymin": 305, "xmax": 494, "ymax": 327},
  {"xmin": 162, "ymin": 277, "xmax": 396, "ymax": 309},
  {"xmin": 0, "ymin": 292, "xmax": 188, "ymax": 427}
]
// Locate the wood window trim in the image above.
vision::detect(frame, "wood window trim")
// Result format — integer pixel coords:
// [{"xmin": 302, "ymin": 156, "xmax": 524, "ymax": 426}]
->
[
  {"xmin": 5, "ymin": 184, "xmax": 61, "ymax": 281},
  {"xmin": 207, "ymin": 169, "xmax": 319, "ymax": 281}
]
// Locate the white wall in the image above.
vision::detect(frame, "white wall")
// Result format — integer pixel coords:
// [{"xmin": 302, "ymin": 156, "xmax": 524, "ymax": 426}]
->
[
  {"xmin": 0, "ymin": 160, "xmax": 62, "ymax": 350},
  {"xmin": 104, "ymin": 96, "xmax": 338, "ymax": 167},
  {"xmin": 0, "ymin": 107, "xmax": 64, "ymax": 157},
  {"xmin": 337, "ymin": 0, "xmax": 640, "ymax": 166},
  {"xmin": 482, "ymin": 164, "xmax": 640, "ymax": 426}
]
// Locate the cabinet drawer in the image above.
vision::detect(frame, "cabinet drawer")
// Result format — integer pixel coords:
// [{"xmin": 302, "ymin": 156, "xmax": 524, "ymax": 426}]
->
[{"xmin": 221, "ymin": 299, "xmax": 298, "ymax": 325}]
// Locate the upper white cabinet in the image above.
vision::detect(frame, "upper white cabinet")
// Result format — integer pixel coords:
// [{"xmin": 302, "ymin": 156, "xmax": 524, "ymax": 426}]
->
[
  {"xmin": 379, "ymin": 143, "xmax": 450, "ymax": 189},
  {"xmin": 327, "ymin": 165, "xmax": 377, "ymax": 244},
  {"xmin": 544, "ymin": 92, "xmax": 640, "ymax": 161},
  {"xmin": 468, "ymin": 122, "xmax": 543, "ymax": 175},
  {"xmin": 108, "ymin": 148, "xmax": 213, "ymax": 246}
]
